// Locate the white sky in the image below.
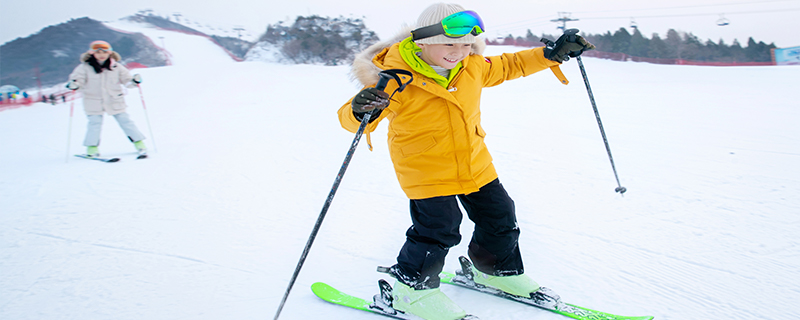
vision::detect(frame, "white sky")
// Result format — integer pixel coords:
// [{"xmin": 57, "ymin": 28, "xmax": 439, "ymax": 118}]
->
[{"xmin": 2, "ymin": 0, "xmax": 800, "ymax": 47}]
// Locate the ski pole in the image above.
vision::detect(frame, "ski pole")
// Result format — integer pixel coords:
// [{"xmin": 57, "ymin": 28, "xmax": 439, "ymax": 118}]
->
[
  {"xmin": 576, "ymin": 56, "xmax": 626, "ymax": 195},
  {"xmin": 137, "ymin": 84, "xmax": 157, "ymax": 152},
  {"xmin": 65, "ymin": 100, "xmax": 74, "ymax": 162},
  {"xmin": 273, "ymin": 69, "xmax": 412, "ymax": 320},
  {"xmin": 542, "ymin": 31, "xmax": 625, "ymax": 194}
]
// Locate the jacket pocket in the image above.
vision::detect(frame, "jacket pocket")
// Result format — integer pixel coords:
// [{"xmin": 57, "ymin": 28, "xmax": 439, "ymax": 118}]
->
[
  {"xmin": 110, "ymin": 94, "xmax": 126, "ymax": 110},
  {"xmin": 400, "ymin": 135, "xmax": 437, "ymax": 157}
]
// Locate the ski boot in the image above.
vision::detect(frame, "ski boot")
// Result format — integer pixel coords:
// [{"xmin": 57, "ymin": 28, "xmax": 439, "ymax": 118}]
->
[
  {"xmin": 133, "ymin": 140, "xmax": 147, "ymax": 159},
  {"xmin": 457, "ymin": 256, "xmax": 560, "ymax": 310},
  {"xmin": 86, "ymin": 146, "xmax": 99, "ymax": 157},
  {"xmin": 460, "ymin": 256, "xmax": 539, "ymax": 298},
  {"xmin": 472, "ymin": 268, "xmax": 540, "ymax": 297},
  {"xmin": 391, "ymin": 280, "xmax": 468, "ymax": 320}
]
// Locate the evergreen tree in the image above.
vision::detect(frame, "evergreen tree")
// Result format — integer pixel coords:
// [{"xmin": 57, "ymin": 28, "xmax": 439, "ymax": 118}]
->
[
  {"xmin": 611, "ymin": 27, "xmax": 632, "ymax": 53},
  {"xmin": 500, "ymin": 26, "xmax": 777, "ymax": 63},
  {"xmin": 745, "ymin": 37, "xmax": 776, "ymax": 62},
  {"xmin": 585, "ymin": 31, "xmax": 614, "ymax": 53},
  {"xmin": 502, "ymin": 34, "xmax": 515, "ymax": 45},
  {"xmin": 745, "ymin": 37, "xmax": 760, "ymax": 61},
  {"xmin": 730, "ymin": 39, "xmax": 746, "ymax": 61},
  {"xmin": 628, "ymin": 28, "xmax": 649, "ymax": 57},
  {"xmin": 525, "ymin": 30, "xmax": 539, "ymax": 46},
  {"xmin": 256, "ymin": 15, "xmax": 378, "ymax": 65},
  {"xmin": 715, "ymin": 38, "xmax": 731, "ymax": 62},
  {"xmin": 681, "ymin": 33, "xmax": 703, "ymax": 61},
  {"xmin": 665, "ymin": 29, "xmax": 683, "ymax": 59},
  {"xmin": 648, "ymin": 33, "xmax": 669, "ymax": 59},
  {"xmin": 703, "ymin": 39, "xmax": 720, "ymax": 62}
]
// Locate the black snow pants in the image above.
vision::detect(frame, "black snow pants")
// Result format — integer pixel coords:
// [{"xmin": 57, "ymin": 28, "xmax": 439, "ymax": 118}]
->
[{"xmin": 391, "ymin": 178, "xmax": 524, "ymax": 289}]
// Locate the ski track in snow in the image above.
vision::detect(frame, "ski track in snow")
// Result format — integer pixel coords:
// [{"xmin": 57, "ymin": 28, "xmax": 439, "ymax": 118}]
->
[{"xmin": 1, "ymin": 19, "xmax": 799, "ymax": 320}]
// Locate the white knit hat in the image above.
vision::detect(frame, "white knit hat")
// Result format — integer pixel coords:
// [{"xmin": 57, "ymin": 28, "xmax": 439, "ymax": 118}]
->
[{"xmin": 414, "ymin": 3, "xmax": 477, "ymax": 44}]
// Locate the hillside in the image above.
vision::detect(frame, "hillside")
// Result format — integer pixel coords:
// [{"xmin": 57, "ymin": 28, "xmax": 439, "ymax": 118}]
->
[
  {"xmin": 123, "ymin": 13, "xmax": 253, "ymax": 60},
  {"xmin": 0, "ymin": 13, "xmax": 379, "ymax": 91},
  {"xmin": 0, "ymin": 17, "xmax": 168, "ymax": 89},
  {"xmin": 246, "ymin": 15, "xmax": 379, "ymax": 65}
]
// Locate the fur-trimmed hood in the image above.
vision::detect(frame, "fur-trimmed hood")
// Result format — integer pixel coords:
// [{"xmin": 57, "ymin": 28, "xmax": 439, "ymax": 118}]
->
[
  {"xmin": 350, "ymin": 27, "xmax": 487, "ymax": 87},
  {"xmin": 80, "ymin": 51, "xmax": 122, "ymax": 63}
]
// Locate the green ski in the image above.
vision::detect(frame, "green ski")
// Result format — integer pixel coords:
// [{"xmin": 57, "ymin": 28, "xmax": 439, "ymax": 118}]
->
[
  {"xmin": 311, "ymin": 281, "xmax": 414, "ymax": 319},
  {"xmin": 312, "ymin": 280, "xmax": 477, "ymax": 320},
  {"xmin": 439, "ymin": 256, "xmax": 654, "ymax": 320}
]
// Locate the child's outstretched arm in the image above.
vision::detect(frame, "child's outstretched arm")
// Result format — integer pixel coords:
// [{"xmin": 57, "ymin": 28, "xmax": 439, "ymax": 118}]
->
[
  {"xmin": 483, "ymin": 29, "xmax": 595, "ymax": 87},
  {"xmin": 482, "ymin": 47, "xmax": 561, "ymax": 86}
]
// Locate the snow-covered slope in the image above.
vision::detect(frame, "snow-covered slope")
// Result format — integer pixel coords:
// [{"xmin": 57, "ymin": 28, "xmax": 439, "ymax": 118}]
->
[
  {"xmin": 1, "ymin": 22, "xmax": 798, "ymax": 320},
  {"xmin": 104, "ymin": 19, "xmax": 238, "ymax": 66}
]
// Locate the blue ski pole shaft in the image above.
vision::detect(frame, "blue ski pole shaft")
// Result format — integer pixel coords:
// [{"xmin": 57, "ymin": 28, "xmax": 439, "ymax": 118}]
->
[{"xmin": 576, "ymin": 56, "xmax": 626, "ymax": 194}]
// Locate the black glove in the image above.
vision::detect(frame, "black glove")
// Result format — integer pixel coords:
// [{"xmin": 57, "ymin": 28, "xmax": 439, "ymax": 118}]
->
[
  {"xmin": 543, "ymin": 29, "xmax": 595, "ymax": 63},
  {"xmin": 351, "ymin": 87, "xmax": 390, "ymax": 114}
]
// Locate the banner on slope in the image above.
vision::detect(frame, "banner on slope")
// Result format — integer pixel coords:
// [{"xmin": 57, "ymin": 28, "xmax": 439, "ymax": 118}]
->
[{"xmin": 774, "ymin": 46, "xmax": 800, "ymax": 66}]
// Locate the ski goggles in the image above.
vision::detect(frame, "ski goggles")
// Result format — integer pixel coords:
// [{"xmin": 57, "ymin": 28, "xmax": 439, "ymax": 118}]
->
[
  {"xmin": 411, "ymin": 10, "xmax": 485, "ymax": 41},
  {"xmin": 89, "ymin": 41, "xmax": 112, "ymax": 52}
]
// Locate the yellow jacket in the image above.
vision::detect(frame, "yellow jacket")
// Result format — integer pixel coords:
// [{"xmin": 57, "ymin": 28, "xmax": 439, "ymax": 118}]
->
[{"xmin": 339, "ymin": 36, "xmax": 561, "ymax": 199}]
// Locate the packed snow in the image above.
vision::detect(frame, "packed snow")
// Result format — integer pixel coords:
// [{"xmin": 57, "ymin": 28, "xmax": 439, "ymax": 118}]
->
[{"xmin": 1, "ymin": 20, "xmax": 798, "ymax": 320}]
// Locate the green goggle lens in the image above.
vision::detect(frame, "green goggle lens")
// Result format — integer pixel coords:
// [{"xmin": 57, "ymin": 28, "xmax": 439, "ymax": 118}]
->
[
  {"xmin": 411, "ymin": 10, "xmax": 485, "ymax": 41},
  {"xmin": 441, "ymin": 10, "xmax": 484, "ymax": 37}
]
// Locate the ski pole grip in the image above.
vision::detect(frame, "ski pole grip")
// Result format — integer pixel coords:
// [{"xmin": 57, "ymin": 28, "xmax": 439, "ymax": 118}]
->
[
  {"xmin": 375, "ymin": 72, "xmax": 393, "ymax": 92},
  {"xmin": 374, "ymin": 69, "xmax": 414, "ymax": 93}
]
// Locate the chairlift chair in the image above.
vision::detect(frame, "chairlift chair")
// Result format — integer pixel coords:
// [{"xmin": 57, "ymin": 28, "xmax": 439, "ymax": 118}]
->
[{"xmin": 717, "ymin": 14, "xmax": 730, "ymax": 26}]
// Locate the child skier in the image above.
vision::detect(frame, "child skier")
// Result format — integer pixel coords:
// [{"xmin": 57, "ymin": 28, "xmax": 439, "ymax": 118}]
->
[
  {"xmin": 337, "ymin": 3, "xmax": 594, "ymax": 320},
  {"xmin": 66, "ymin": 40, "xmax": 147, "ymax": 158}
]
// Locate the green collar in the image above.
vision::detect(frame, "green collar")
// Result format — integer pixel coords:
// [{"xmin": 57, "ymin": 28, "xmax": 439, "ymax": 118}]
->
[{"xmin": 398, "ymin": 37, "xmax": 462, "ymax": 88}]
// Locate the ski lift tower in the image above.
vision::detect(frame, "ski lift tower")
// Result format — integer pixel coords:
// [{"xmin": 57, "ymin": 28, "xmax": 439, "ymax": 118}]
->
[{"xmin": 551, "ymin": 12, "xmax": 579, "ymax": 31}]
